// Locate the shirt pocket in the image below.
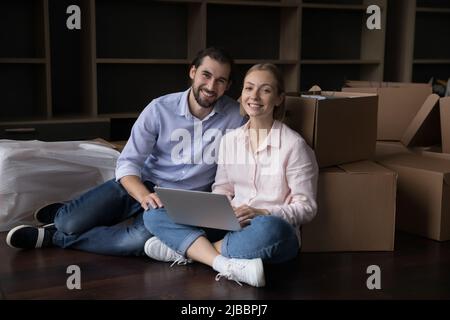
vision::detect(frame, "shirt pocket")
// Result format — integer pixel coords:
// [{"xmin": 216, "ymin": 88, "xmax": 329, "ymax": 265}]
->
[{"xmin": 257, "ymin": 169, "xmax": 285, "ymax": 198}]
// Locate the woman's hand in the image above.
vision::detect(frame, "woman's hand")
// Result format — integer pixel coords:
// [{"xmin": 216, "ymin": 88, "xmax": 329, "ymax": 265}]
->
[
  {"xmin": 140, "ymin": 193, "xmax": 163, "ymax": 210},
  {"xmin": 233, "ymin": 205, "xmax": 269, "ymax": 227}
]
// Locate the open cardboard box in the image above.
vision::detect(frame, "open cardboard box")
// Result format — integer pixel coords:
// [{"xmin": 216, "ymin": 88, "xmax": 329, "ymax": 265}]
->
[
  {"xmin": 342, "ymin": 81, "xmax": 432, "ymax": 141},
  {"xmin": 284, "ymin": 91, "xmax": 378, "ymax": 168},
  {"xmin": 376, "ymin": 153, "xmax": 450, "ymax": 242},
  {"xmin": 301, "ymin": 161, "xmax": 397, "ymax": 252}
]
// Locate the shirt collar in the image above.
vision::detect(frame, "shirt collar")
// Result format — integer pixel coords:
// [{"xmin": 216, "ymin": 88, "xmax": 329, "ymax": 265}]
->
[
  {"xmin": 239, "ymin": 120, "xmax": 282, "ymax": 151},
  {"xmin": 176, "ymin": 88, "xmax": 226, "ymax": 120}
]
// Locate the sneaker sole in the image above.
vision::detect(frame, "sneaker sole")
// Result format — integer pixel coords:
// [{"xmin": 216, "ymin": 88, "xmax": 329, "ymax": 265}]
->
[{"xmin": 6, "ymin": 225, "xmax": 32, "ymax": 249}]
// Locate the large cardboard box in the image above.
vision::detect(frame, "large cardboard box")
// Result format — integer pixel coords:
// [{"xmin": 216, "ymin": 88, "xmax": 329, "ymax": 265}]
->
[
  {"xmin": 377, "ymin": 153, "xmax": 450, "ymax": 242},
  {"xmin": 441, "ymin": 97, "xmax": 450, "ymax": 154},
  {"xmin": 301, "ymin": 161, "xmax": 397, "ymax": 252},
  {"xmin": 284, "ymin": 91, "xmax": 378, "ymax": 168},
  {"xmin": 343, "ymin": 81, "xmax": 432, "ymax": 141}
]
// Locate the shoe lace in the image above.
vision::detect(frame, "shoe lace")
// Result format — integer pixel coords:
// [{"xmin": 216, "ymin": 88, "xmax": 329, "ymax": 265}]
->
[
  {"xmin": 169, "ymin": 256, "xmax": 192, "ymax": 268},
  {"xmin": 214, "ymin": 261, "xmax": 244, "ymax": 286}
]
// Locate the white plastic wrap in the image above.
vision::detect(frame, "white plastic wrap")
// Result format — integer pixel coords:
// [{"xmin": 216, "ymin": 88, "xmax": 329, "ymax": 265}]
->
[{"xmin": 0, "ymin": 140, "xmax": 120, "ymax": 231}]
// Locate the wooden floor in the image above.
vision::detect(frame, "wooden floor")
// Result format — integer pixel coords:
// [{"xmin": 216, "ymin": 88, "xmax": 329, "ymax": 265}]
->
[{"xmin": 1, "ymin": 231, "xmax": 449, "ymax": 300}]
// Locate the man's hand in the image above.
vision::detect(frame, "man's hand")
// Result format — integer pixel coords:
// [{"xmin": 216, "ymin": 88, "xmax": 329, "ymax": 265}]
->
[
  {"xmin": 140, "ymin": 193, "xmax": 163, "ymax": 210},
  {"xmin": 233, "ymin": 205, "xmax": 269, "ymax": 227}
]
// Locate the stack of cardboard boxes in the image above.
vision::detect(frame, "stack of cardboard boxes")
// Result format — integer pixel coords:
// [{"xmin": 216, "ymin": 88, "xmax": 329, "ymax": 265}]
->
[
  {"xmin": 370, "ymin": 88, "xmax": 450, "ymax": 242},
  {"xmin": 288, "ymin": 81, "xmax": 450, "ymax": 252},
  {"xmin": 284, "ymin": 90, "xmax": 397, "ymax": 252}
]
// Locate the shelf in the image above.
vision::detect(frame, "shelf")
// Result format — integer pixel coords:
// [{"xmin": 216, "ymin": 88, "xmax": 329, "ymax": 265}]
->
[
  {"xmin": 413, "ymin": 60, "xmax": 450, "ymax": 64},
  {"xmin": 0, "ymin": 119, "xmax": 110, "ymax": 141},
  {"xmin": 205, "ymin": 0, "xmax": 295, "ymax": 7},
  {"xmin": 302, "ymin": 3, "xmax": 368, "ymax": 10},
  {"xmin": 301, "ymin": 59, "xmax": 381, "ymax": 65},
  {"xmin": 0, "ymin": 117, "xmax": 110, "ymax": 126},
  {"xmin": 0, "ymin": 58, "xmax": 46, "ymax": 64},
  {"xmin": 235, "ymin": 59, "xmax": 297, "ymax": 65},
  {"xmin": 416, "ymin": 7, "xmax": 450, "ymax": 13},
  {"xmin": 96, "ymin": 59, "xmax": 190, "ymax": 64}
]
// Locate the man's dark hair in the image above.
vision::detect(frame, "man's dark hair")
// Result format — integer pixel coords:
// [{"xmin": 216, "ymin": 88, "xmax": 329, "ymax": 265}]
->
[{"xmin": 191, "ymin": 47, "xmax": 235, "ymax": 83}]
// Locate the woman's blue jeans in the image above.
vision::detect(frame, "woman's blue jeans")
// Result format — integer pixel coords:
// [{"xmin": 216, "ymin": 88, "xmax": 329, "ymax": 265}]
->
[
  {"xmin": 52, "ymin": 179, "xmax": 153, "ymax": 256},
  {"xmin": 143, "ymin": 208, "xmax": 299, "ymax": 264}
]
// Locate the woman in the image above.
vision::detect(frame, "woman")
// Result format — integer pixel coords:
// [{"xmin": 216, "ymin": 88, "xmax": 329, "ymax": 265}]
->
[{"xmin": 143, "ymin": 64, "xmax": 318, "ymax": 287}]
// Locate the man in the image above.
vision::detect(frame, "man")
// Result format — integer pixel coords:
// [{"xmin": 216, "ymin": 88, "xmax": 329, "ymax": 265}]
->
[{"xmin": 7, "ymin": 47, "xmax": 244, "ymax": 256}]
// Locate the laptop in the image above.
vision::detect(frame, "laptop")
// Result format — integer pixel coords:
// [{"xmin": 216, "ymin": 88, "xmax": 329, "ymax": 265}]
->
[{"xmin": 154, "ymin": 187, "xmax": 241, "ymax": 231}]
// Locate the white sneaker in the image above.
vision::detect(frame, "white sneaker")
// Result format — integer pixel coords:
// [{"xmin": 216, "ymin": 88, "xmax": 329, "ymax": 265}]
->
[
  {"xmin": 144, "ymin": 237, "xmax": 192, "ymax": 267},
  {"xmin": 215, "ymin": 258, "xmax": 265, "ymax": 287}
]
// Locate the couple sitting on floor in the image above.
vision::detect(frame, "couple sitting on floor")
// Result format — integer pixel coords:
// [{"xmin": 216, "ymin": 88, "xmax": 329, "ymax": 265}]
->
[{"xmin": 7, "ymin": 47, "xmax": 318, "ymax": 288}]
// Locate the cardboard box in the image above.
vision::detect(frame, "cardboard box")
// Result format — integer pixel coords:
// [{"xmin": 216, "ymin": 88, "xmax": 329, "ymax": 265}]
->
[
  {"xmin": 377, "ymin": 153, "xmax": 450, "ymax": 242},
  {"xmin": 343, "ymin": 81, "xmax": 432, "ymax": 141},
  {"xmin": 401, "ymin": 94, "xmax": 440, "ymax": 148},
  {"xmin": 284, "ymin": 91, "xmax": 378, "ymax": 168},
  {"xmin": 301, "ymin": 161, "xmax": 397, "ymax": 252},
  {"xmin": 441, "ymin": 97, "xmax": 450, "ymax": 154}
]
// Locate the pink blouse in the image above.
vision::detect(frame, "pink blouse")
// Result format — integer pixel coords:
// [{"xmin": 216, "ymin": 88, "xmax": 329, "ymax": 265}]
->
[{"xmin": 212, "ymin": 120, "xmax": 319, "ymax": 245}]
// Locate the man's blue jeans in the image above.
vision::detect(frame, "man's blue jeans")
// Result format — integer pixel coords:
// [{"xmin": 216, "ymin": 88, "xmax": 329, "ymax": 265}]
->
[
  {"xmin": 143, "ymin": 208, "xmax": 299, "ymax": 263},
  {"xmin": 52, "ymin": 179, "xmax": 153, "ymax": 256}
]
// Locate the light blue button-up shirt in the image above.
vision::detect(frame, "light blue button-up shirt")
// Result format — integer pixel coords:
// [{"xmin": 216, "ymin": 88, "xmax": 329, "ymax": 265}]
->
[{"xmin": 115, "ymin": 89, "xmax": 244, "ymax": 191}]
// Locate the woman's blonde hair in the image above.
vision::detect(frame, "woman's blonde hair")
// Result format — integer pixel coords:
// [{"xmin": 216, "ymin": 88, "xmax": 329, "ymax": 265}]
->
[{"xmin": 239, "ymin": 63, "xmax": 286, "ymax": 121}]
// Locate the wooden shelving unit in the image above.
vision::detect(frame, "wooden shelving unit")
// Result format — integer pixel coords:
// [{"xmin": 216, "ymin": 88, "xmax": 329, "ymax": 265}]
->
[
  {"xmin": 1, "ymin": 0, "xmax": 392, "ymax": 141},
  {"xmin": 299, "ymin": 0, "xmax": 387, "ymax": 90}
]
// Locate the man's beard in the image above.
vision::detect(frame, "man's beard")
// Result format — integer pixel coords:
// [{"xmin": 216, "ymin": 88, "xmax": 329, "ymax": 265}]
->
[{"xmin": 193, "ymin": 85, "xmax": 218, "ymax": 109}]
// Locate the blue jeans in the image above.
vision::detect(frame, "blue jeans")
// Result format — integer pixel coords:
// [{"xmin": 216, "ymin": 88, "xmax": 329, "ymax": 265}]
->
[
  {"xmin": 52, "ymin": 179, "xmax": 153, "ymax": 256},
  {"xmin": 143, "ymin": 208, "xmax": 299, "ymax": 263}
]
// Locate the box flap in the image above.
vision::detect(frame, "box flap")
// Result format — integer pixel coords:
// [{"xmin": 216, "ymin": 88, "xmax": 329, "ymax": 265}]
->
[
  {"xmin": 440, "ymin": 97, "xmax": 450, "ymax": 153},
  {"xmin": 338, "ymin": 160, "xmax": 394, "ymax": 175},
  {"xmin": 401, "ymin": 94, "xmax": 441, "ymax": 147},
  {"xmin": 378, "ymin": 153, "xmax": 450, "ymax": 174}
]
